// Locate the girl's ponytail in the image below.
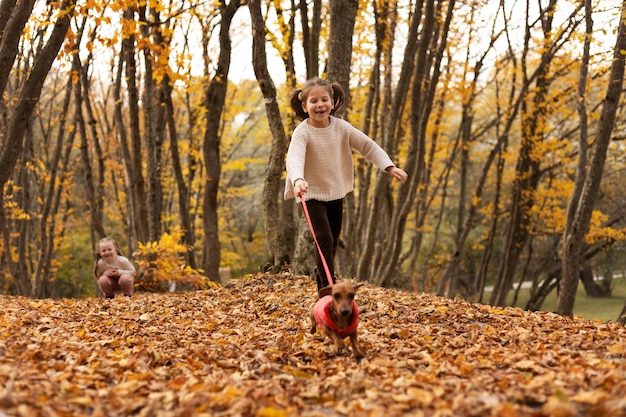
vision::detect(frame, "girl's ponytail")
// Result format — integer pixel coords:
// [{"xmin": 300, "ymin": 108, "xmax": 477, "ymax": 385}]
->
[
  {"xmin": 289, "ymin": 88, "xmax": 308, "ymax": 121},
  {"xmin": 94, "ymin": 251, "xmax": 102, "ymax": 278},
  {"xmin": 330, "ymin": 82, "xmax": 345, "ymax": 115}
]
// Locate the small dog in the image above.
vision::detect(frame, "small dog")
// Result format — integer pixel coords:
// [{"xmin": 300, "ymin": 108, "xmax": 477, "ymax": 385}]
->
[{"xmin": 310, "ymin": 281, "xmax": 364, "ymax": 359}]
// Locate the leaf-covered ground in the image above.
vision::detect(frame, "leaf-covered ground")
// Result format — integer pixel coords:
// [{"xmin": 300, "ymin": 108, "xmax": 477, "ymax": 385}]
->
[{"xmin": 0, "ymin": 274, "xmax": 624, "ymax": 417}]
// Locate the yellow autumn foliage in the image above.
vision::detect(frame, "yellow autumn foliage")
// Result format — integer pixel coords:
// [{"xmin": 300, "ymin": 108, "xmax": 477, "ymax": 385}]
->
[{"xmin": 133, "ymin": 227, "xmax": 214, "ymax": 292}]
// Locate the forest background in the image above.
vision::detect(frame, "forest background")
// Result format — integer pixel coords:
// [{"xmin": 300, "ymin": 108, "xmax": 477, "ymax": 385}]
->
[{"xmin": 1, "ymin": 0, "xmax": 626, "ymax": 320}]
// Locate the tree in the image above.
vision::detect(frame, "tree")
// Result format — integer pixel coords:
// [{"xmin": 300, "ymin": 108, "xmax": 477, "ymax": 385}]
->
[
  {"xmin": 357, "ymin": 0, "xmax": 457, "ymax": 288},
  {"xmin": 326, "ymin": 0, "xmax": 358, "ymax": 112},
  {"xmin": 114, "ymin": 5, "xmax": 149, "ymax": 246},
  {"xmin": 249, "ymin": 0, "xmax": 290, "ymax": 269},
  {"xmin": 0, "ymin": 0, "xmax": 76, "ymax": 297},
  {"xmin": 557, "ymin": 0, "xmax": 626, "ymax": 317},
  {"xmin": 489, "ymin": 0, "xmax": 585, "ymax": 306},
  {"xmin": 435, "ymin": 1, "xmax": 503, "ymax": 298},
  {"xmin": 202, "ymin": 0, "xmax": 242, "ymax": 282}
]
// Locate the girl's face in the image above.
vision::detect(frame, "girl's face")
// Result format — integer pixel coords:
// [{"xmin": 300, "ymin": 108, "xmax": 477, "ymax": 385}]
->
[
  {"xmin": 99, "ymin": 242, "xmax": 117, "ymax": 260},
  {"xmin": 302, "ymin": 86, "xmax": 334, "ymax": 128}
]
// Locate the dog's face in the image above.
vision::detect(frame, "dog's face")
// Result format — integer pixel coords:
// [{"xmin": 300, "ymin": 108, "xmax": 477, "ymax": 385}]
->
[{"xmin": 331, "ymin": 281, "xmax": 361, "ymax": 317}]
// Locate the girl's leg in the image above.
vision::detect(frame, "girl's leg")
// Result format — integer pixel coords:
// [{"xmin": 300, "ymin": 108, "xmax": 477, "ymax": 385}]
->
[
  {"xmin": 307, "ymin": 199, "xmax": 343, "ymax": 292},
  {"xmin": 118, "ymin": 274, "xmax": 134, "ymax": 296},
  {"xmin": 97, "ymin": 275, "xmax": 116, "ymax": 298},
  {"xmin": 327, "ymin": 199, "xmax": 343, "ymax": 258}
]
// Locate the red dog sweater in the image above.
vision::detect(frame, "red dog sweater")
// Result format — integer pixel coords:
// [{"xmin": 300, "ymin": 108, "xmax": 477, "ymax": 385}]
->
[{"xmin": 313, "ymin": 295, "xmax": 359, "ymax": 338}]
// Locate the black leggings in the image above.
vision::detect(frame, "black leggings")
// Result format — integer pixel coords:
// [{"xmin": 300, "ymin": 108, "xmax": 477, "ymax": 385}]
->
[{"xmin": 305, "ymin": 198, "xmax": 343, "ymax": 292}]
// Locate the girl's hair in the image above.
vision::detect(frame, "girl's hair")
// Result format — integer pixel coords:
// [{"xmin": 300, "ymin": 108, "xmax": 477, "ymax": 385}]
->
[
  {"xmin": 94, "ymin": 237, "xmax": 123, "ymax": 277},
  {"xmin": 289, "ymin": 77, "xmax": 345, "ymax": 121}
]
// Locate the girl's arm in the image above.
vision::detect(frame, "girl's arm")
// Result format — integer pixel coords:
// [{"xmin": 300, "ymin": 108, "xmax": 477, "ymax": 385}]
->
[
  {"xmin": 346, "ymin": 123, "xmax": 395, "ymax": 170},
  {"xmin": 284, "ymin": 128, "xmax": 308, "ymax": 199},
  {"xmin": 345, "ymin": 121, "xmax": 408, "ymax": 184},
  {"xmin": 94, "ymin": 260, "xmax": 106, "ymax": 278},
  {"xmin": 285, "ymin": 136, "xmax": 307, "ymax": 184},
  {"xmin": 116, "ymin": 257, "xmax": 136, "ymax": 275}
]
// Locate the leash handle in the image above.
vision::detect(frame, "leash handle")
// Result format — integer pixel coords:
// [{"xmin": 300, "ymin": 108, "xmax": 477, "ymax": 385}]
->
[{"xmin": 299, "ymin": 192, "xmax": 334, "ymax": 287}]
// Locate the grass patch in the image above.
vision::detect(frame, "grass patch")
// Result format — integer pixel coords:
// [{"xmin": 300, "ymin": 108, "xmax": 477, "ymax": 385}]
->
[{"xmin": 485, "ymin": 277, "xmax": 626, "ymax": 322}]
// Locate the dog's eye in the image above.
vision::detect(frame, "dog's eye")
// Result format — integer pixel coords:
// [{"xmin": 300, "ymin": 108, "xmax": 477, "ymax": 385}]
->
[
  {"xmin": 333, "ymin": 293, "xmax": 341, "ymax": 301},
  {"xmin": 348, "ymin": 293, "xmax": 354, "ymax": 300}
]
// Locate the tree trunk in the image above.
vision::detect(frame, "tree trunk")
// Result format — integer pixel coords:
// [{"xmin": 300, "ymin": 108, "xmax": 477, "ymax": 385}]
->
[
  {"xmin": 476, "ymin": 132, "xmax": 506, "ymax": 303},
  {"xmin": 0, "ymin": 0, "xmax": 75, "ymax": 191},
  {"xmin": 139, "ymin": 4, "xmax": 165, "ymax": 242},
  {"xmin": 299, "ymin": 0, "xmax": 321, "ymax": 79},
  {"xmin": 327, "ymin": 0, "xmax": 358, "ymax": 115},
  {"xmin": 342, "ymin": 0, "xmax": 394, "ymax": 279},
  {"xmin": 80, "ymin": 50, "xmax": 107, "ymax": 243},
  {"xmin": 202, "ymin": 0, "xmax": 240, "ymax": 282},
  {"xmin": 557, "ymin": 0, "xmax": 626, "ymax": 316},
  {"xmin": 355, "ymin": 0, "xmax": 425, "ymax": 284},
  {"xmin": 75, "ymin": 52, "xmax": 105, "ymax": 241},
  {"xmin": 164, "ymin": 80, "xmax": 196, "ymax": 269},
  {"xmin": 283, "ymin": 0, "xmax": 318, "ymax": 271},
  {"xmin": 0, "ymin": 0, "xmax": 18, "ymax": 43},
  {"xmin": 491, "ymin": 0, "xmax": 560, "ymax": 306},
  {"xmin": 0, "ymin": 0, "xmax": 37, "ymax": 98},
  {"xmin": 617, "ymin": 301, "xmax": 626, "ymax": 325},
  {"xmin": 182, "ymin": 90, "xmax": 201, "ymax": 268},
  {"xmin": 32, "ymin": 70, "xmax": 74, "ymax": 298},
  {"xmin": 437, "ymin": 7, "xmax": 500, "ymax": 296},
  {"xmin": 376, "ymin": 0, "xmax": 456, "ymax": 288},
  {"xmin": 268, "ymin": 0, "xmax": 299, "ymax": 267},
  {"xmin": 249, "ymin": 0, "xmax": 290, "ymax": 269},
  {"xmin": 119, "ymin": 6, "xmax": 149, "ymax": 244},
  {"xmin": 579, "ymin": 264, "xmax": 610, "ymax": 297},
  {"xmin": 526, "ymin": 274, "xmax": 559, "ymax": 312},
  {"xmin": 0, "ymin": 0, "xmax": 75, "ymax": 297}
]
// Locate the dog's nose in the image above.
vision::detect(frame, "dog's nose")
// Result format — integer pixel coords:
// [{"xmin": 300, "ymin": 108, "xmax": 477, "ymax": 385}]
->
[{"xmin": 340, "ymin": 306, "xmax": 351, "ymax": 316}]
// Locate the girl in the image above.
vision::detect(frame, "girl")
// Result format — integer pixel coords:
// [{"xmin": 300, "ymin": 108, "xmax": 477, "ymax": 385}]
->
[
  {"xmin": 94, "ymin": 237, "xmax": 135, "ymax": 298},
  {"xmin": 285, "ymin": 77, "xmax": 408, "ymax": 295}
]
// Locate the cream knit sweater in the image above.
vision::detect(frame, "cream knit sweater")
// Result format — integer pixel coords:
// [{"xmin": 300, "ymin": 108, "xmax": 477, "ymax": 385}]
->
[
  {"xmin": 94, "ymin": 255, "xmax": 136, "ymax": 278},
  {"xmin": 284, "ymin": 116, "xmax": 395, "ymax": 201}
]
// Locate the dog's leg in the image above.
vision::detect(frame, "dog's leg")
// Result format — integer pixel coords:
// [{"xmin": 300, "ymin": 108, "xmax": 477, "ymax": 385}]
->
[
  {"xmin": 309, "ymin": 307, "xmax": 317, "ymax": 334},
  {"xmin": 325, "ymin": 330, "xmax": 347, "ymax": 355},
  {"xmin": 349, "ymin": 332, "xmax": 364, "ymax": 359}
]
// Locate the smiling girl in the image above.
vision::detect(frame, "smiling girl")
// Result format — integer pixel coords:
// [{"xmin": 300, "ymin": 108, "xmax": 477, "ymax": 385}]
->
[
  {"xmin": 285, "ymin": 77, "xmax": 408, "ymax": 295},
  {"xmin": 94, "ymin": 237, "xmax": 135, "ymax": 298}
]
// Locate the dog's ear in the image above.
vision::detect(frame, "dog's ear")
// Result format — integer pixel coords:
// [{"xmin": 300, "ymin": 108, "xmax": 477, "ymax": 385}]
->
[
  {"xmin": 319, "ymin": 286, "xmax": 333, "ymax": 298},
  {"xmin": 353, "ymin": 282, "xmax": 365, "ymax": 290}
]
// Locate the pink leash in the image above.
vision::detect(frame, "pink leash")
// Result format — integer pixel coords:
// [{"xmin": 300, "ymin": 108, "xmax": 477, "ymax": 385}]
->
[{"xmin": 299, "ymin": 192, "xmax": 334, "ymax": 287}]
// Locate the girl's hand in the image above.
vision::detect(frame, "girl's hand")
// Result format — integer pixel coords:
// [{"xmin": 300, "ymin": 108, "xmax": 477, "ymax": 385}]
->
[
  {"xmin": 107, "ymin": 269, "xmax": 119, "ymax": 277},
  {"xmin": 294, "ymin": 178, "xmax": 308, "ymax": 196},
  {"xmin": 386, "ymin": 166, "xmax": 408, "ymax": 184}
]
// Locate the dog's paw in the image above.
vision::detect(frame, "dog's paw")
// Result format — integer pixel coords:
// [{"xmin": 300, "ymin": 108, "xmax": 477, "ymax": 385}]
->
[
  {"xmin": 335, "ymin": 345, "xmax": 349, "ymax": 356},
  {"xmin": 354, "ymin": 350, "xmax": 365, "ymax": 360}
]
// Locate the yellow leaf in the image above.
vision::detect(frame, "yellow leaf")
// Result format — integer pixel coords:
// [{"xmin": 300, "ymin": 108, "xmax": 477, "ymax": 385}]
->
[
  {"xmin": 541, "ymin": 395, "xmax": 576, "ymax": 417},
  {"xmin": 607, "ymin": 344, "xmax": 623, "ymax": 354},
  {"xmin": 257, "ymin": 407, "xmax": 290, "ymax": 417},
  {"xmin": 572, "ymin": 390, "xmax": 609, "ymax": 405}
]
